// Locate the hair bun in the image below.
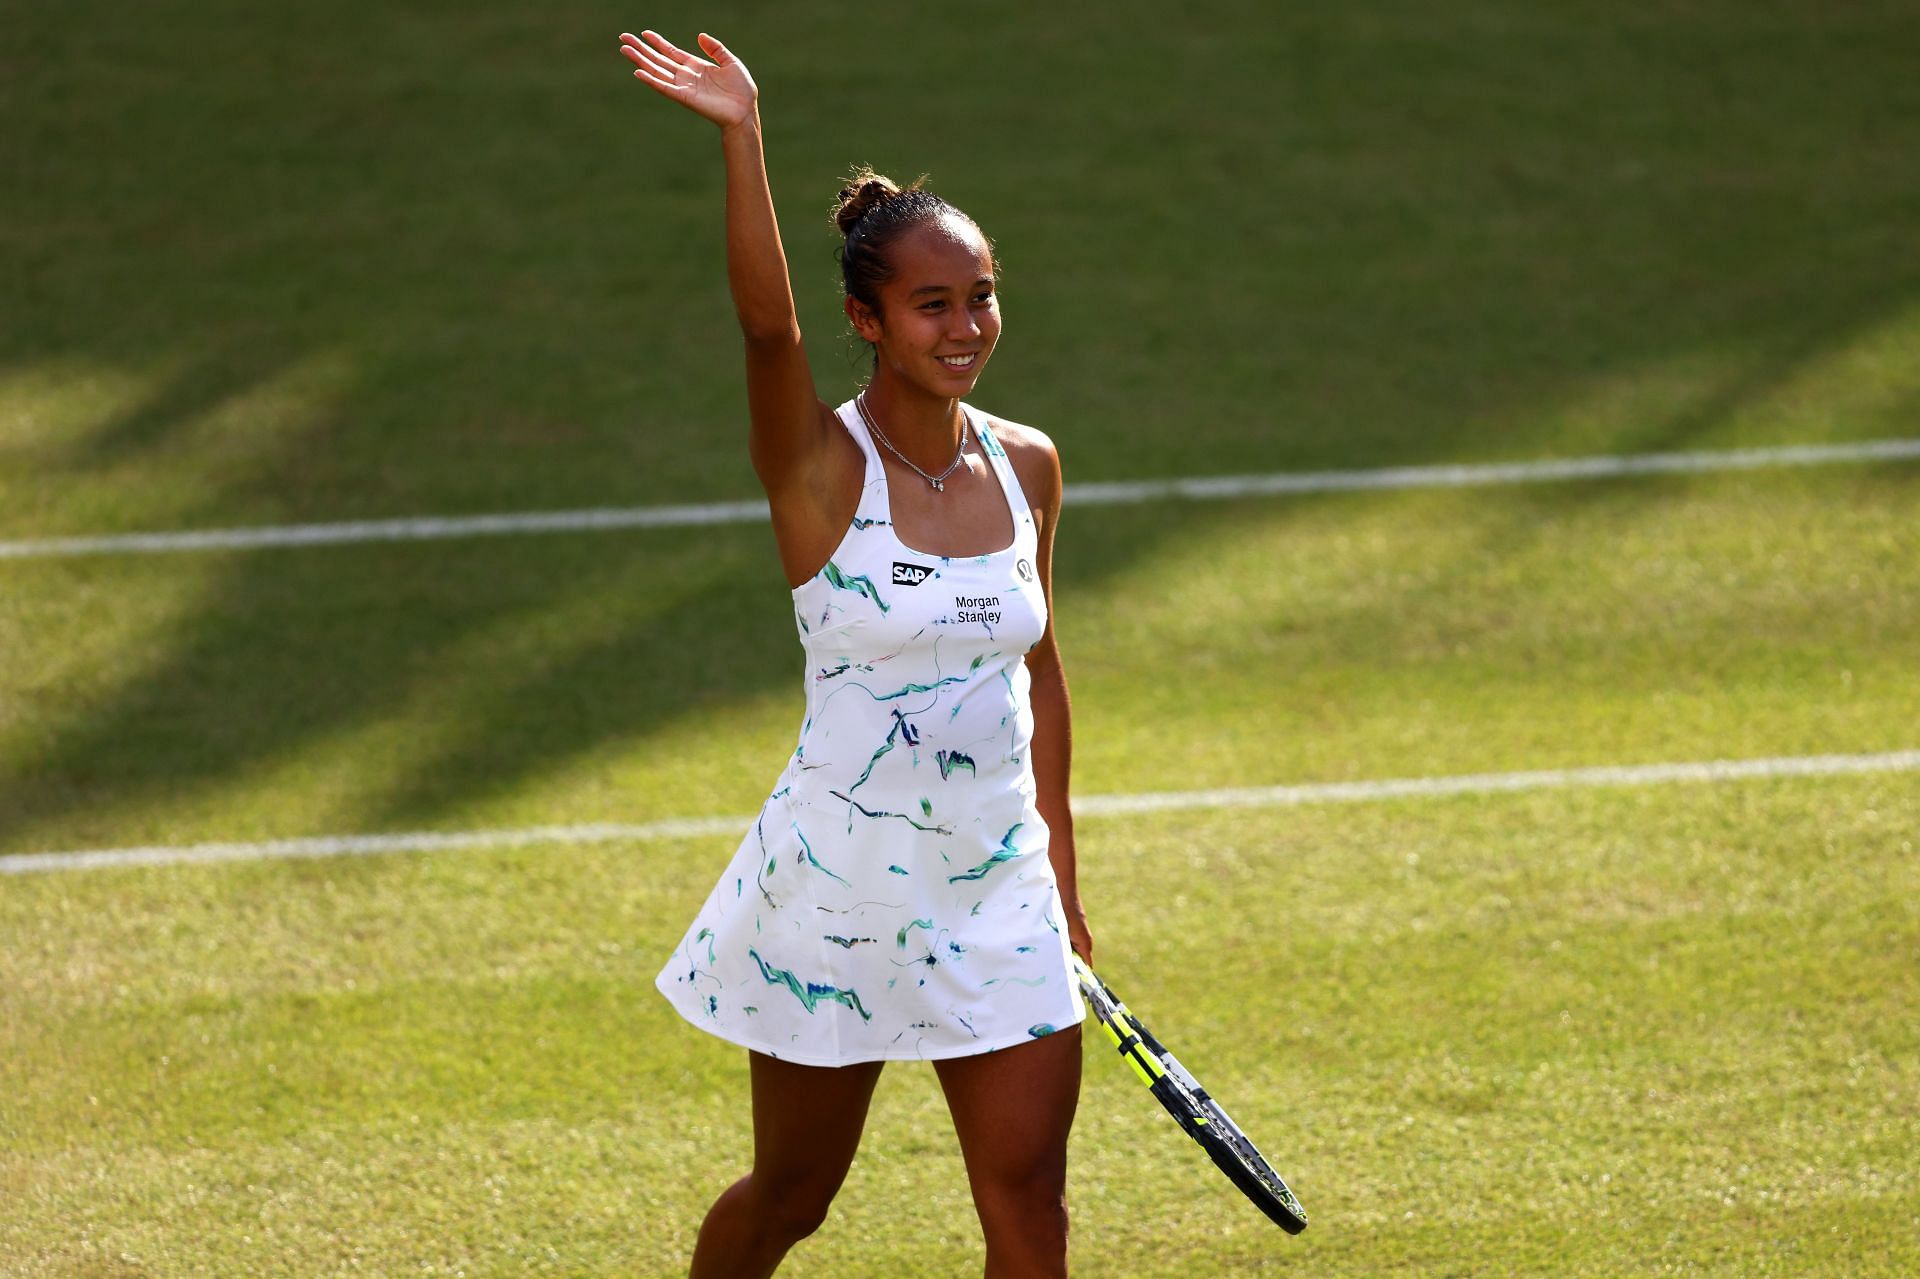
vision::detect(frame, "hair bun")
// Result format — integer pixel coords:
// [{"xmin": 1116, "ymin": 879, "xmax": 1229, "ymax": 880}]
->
[{"xmin": 830, "ymin": 166, "xmax": 924, "ymax": 237}]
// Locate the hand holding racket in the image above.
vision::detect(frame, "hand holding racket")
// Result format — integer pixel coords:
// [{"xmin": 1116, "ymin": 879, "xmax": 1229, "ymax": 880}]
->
[{"xmin": 1073, "ymin": 954, "xmax": 1309, "ymax": 1234}]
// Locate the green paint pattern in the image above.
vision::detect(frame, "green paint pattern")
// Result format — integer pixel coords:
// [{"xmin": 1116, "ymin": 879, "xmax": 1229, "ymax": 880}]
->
[
  {"xmin": 821, "ymin": 561, "xmax": 889, "ymax": 613},
  {"xmin": 749, "ymin": 948, "xmax": 873, "ymax": 1022},
  {"xmin": 947, "ymin": 823, "xmax": 1025, "ymax": 884}
]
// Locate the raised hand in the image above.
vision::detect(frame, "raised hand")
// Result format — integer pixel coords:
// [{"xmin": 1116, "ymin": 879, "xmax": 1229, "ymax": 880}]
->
[{"xmin": 618, "ymin": 30, "xmax": 757, "ymax": 130}]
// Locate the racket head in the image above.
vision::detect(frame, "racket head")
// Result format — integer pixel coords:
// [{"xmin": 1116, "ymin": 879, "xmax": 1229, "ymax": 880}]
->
[{"xmin": 1072, "ymin": 955, "xmax": 1308, "ymax": 1234}]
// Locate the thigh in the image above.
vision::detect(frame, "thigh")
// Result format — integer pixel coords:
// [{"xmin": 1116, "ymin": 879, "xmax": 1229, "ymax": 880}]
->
[
  {"xmin": 933, "ymin": 1025, "xmax": 1082, "ymax": 1189},
  {"xmin": 747, "ymin": 1050, "xmax": 887, "ymax": 1189}
]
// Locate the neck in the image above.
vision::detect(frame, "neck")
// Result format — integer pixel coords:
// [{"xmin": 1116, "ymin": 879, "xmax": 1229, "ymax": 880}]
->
[{"xmin": 859, "ymin": 377, "xmax": 965, "ymax": 468}]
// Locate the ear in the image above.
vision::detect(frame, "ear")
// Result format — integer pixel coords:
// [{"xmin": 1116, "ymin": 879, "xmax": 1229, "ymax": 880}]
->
[{"xmin": 844, "ymin": 294, "xmax": 883, "ymax": 345}]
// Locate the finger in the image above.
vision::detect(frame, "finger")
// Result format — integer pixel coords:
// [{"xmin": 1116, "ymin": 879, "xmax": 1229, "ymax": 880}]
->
[
  {"xmin": 618, "ymin": 32, "xmax": 660, "ymax": 60},
  {"xmin": 643, "ymin": 28, "xmax": 708, "ymax": 68},
  {"xmin": 631, "ymin": 63, "xmax": 687, "ymax": 96},
  {"xmin": 617, "ymin": 43, "xmax": 675, "ymax": 84},
  {"xmin": 631, "ymin": 44, "xmax": 682, "ymax": 81},
  {"xmin": 696, "ymin": 32, "xmax": 737, "ymax": 64}
]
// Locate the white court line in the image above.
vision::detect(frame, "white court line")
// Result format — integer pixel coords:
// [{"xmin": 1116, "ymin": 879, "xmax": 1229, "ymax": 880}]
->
[
  {"xmin": 5, "ymin": 748, "xmax": 1916, "ymax": 875},
  {"xmin": 0, "ymin": 501, "xmax": 772, "ymax": 561},
  {"xmin": 3, "ymin": 438, "xmax": 1917, "ymax": 560}
]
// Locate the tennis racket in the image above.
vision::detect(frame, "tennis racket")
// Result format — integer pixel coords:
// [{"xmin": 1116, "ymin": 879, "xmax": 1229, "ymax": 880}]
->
[{"xmin": 1072, "ymin": 954, "xmax": 1308, "ymax": 1234}]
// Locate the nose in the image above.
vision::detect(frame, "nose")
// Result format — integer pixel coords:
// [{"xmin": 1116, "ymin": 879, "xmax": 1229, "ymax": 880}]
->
[{"xmin": 947, "ymin": 307, "xmax": 981, "ymax": 342}]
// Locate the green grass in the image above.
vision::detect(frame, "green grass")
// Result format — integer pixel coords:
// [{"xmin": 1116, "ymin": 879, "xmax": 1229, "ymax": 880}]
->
[
  {"xmin": 7, "ymin": 2, "xmax": 1920, "ymax": 532},
  {"xmin": 3, "ymin": 467, "xmax": 1913, "ymax": 855},
  {"xmin": 5, "ymin": 783, "xmax": 1916, "ymax": 1275},
  {"xmin": 4, "ymin": 0, "xmax": 1918, "ymax": 1274}
]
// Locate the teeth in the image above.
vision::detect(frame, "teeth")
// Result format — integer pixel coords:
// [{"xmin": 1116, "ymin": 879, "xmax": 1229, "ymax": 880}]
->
[{"xmin": 939, "ymin": 355, "xmax": 975, "ymax": 366}]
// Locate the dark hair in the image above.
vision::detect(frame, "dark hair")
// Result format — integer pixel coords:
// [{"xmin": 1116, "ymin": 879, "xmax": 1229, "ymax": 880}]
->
[{"xmin": 829, "ymin": 166, "xmax": 994, "ymax": 318}]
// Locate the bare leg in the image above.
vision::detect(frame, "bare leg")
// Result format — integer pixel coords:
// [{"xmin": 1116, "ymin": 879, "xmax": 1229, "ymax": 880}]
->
[
  {"xmin": 687, "ymin": 1050, "xmax": 886, "ymax": 1279},
  {"xmin": 933, "ymin": 1025, "xmax": 1083, "ymax": 1279}
]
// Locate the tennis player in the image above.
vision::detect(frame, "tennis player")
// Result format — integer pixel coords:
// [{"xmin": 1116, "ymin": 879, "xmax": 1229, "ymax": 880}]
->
[{"xmin": 620, "ymin": 28, "xmax": 1094, "ymax": 1279}]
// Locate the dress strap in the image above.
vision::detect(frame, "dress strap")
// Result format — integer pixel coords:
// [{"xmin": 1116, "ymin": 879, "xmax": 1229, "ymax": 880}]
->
[
  {"xmin": 834, "ymin": 398, "xmax": 891, "ymax": 524},
  {"xmin": 966, "ymin": 407, "xmax": 1035, "ymax": 529}
]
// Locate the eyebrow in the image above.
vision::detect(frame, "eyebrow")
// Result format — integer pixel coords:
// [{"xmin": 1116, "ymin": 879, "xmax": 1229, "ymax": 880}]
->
[{"xmin": 907, "ymin": 278, "xmax": 995, "ymax": 298}]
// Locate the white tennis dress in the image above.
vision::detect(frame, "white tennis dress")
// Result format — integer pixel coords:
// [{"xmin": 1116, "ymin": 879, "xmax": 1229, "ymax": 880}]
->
[{"xmin": 656, "ymin": 399, "xmax": 1085, "ymax": 1065}]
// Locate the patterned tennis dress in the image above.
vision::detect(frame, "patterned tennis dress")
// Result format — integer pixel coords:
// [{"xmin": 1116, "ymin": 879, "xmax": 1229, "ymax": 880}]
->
[{"xmin": 655, "ymin": 399, "xmax": 1085, "ymax": 1065}]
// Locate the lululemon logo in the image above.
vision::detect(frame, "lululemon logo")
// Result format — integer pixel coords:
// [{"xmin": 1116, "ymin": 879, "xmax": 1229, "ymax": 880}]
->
[
  {"xmin": 1016, "ymin": 558, "xmax": 1035, "ymax": 582},
  {"xmin": 892, "ymin": 561, "xmax": 934, "ymax": 586}
]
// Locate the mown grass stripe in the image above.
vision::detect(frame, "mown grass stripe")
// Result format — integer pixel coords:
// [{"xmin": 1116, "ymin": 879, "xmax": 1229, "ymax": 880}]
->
[
  {"xmin": 4, "ymin": 438, "xmax": 1916, "ymax": 560},
  {"xmin": 6, "ymin": 748, "xmax": 1915, "ymax": 875}
]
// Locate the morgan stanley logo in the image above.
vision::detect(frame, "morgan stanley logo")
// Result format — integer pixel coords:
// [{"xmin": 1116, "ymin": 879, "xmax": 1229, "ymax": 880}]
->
[{"xmin": 892, "ymin": 561, "xmax": 935, "ymax": 586}]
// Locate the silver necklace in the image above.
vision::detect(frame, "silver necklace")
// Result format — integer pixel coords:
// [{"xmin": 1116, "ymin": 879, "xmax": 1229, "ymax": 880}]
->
[{"xmin": 856, "ymin": 393, "xmax": 970, "ymax": 492}]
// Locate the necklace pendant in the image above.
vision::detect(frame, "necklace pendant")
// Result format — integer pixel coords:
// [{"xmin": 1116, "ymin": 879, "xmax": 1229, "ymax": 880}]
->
[{"xmin": 931, "ymin": 477, "xmax": 944, "ymax": 492}]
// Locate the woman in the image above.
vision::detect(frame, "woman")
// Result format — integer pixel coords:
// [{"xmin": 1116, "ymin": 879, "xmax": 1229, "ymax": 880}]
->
[{"xmin": 620, "ymin": 29, "xmax": 1092, "ymax": 1279}]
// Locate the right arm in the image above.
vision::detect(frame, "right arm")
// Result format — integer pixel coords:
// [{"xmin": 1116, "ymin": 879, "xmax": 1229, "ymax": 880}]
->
[{"xmin": 619, "ymin": 32, "xmax": 846, "ymax": 535}]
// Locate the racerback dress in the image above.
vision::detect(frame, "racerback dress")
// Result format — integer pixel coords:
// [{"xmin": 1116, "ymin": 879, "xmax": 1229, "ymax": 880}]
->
[{"xmin": 655, "ymin": 399, "xmax": 1086, "ymax": 1065}]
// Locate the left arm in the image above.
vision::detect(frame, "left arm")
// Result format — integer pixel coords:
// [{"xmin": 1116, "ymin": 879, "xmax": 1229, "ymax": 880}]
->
[{"xmin": 1006, "ymin": 423, "xmax": 1093, "ymax": 964}]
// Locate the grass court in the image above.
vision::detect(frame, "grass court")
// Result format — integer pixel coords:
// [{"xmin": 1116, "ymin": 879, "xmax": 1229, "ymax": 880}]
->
[{"xmin": 4, "ymin": 2, "xmax": 1917, "ymax": 1274}]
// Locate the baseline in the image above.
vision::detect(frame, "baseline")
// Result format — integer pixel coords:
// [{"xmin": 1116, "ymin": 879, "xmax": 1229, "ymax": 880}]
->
[
  {"xmin": 3, "ymin": 438, "xmax": 1917, "ymax": 560},
  {"xmin": 6, "ymin": 748, "xmax": 1916, "ymax": 875}
]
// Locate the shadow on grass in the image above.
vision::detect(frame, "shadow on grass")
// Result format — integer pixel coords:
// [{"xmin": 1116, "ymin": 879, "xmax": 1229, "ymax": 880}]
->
[
  {"xmin": 37, "ymin": 335, "xmax": 308, "ymax": 470},
  {"xmin": 2, "ymin": 0, "xmax": 1917, "ymax": 851}
]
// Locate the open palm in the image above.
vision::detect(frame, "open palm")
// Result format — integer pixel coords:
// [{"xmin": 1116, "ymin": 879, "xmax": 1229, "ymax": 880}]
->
[{"xmin": 618, "ymin": 30, "xmax": 757, "ymax": 129}]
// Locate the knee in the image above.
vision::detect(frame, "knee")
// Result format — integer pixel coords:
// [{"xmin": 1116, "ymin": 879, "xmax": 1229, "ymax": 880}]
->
[
  {"xmin": 768, "ymin": 1198, "xmax": 832, "ymax": 1244},
  {"xmin": 982, "ymin": 1148, "xmax": 1069, "ymax": 1208},
  {"xmin": 976, "ymin": 1188, "xmax": 1070, "ymax": 1275},
  {"xmin": 744, "ymin": 1177, "xmax": 837, "ymax": 1245},
  {"xmin": 974, "ymin": 1166, "xmax": 1070, "ymax": 1240}
]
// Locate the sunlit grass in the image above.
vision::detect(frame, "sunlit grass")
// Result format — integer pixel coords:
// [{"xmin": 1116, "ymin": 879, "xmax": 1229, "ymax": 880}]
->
[
  {"xmin": 6, "ymin": 0, "xmax": 1919, "ymax": 1274},
  {"xmin": 4, "ymin": 468, "xmax": 1913, "ymax": 856},
  {"xmin": 8, "ymin": 1, "xmax": 1920, "ymax": 529},
  {"xmin": 4, "ymin": 781, "xmax": 1915, "ymax": 1275}
]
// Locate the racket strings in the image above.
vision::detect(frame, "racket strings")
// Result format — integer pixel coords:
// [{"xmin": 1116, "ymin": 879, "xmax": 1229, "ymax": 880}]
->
[{"xmin": 1073, "ymin": 957, "xmax": 1307, "ymax": 1234}]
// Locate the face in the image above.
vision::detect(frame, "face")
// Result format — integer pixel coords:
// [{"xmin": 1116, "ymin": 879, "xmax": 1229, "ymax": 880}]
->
[{"xmin": 848, "ymin": 214, "xmax": 1001, "ymax": 398}]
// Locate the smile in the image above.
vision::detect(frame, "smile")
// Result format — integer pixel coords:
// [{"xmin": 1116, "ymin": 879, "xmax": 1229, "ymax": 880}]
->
[{"xmin": 938, "ymin": 354, "xmax": 979, "ymax": 368}]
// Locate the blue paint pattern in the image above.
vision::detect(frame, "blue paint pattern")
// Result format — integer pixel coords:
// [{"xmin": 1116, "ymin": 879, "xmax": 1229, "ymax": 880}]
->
[
  {"xmin": 947, "ymin": 823, "xmax": 1025, "ymax": 884},
  {"xmin": 749, "ymin": 948, "xmax": 874, "ymax": 1021}
]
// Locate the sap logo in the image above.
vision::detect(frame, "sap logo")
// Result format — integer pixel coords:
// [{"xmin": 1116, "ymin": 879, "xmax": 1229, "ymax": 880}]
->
[{"xmin": 892, "ymin": 561, "xmax": 935, "ymax": 586}]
